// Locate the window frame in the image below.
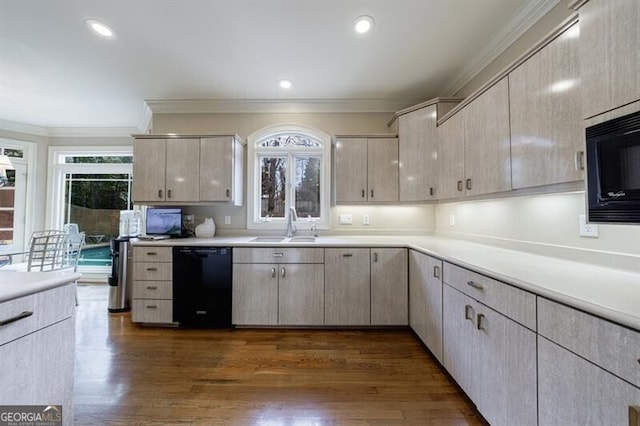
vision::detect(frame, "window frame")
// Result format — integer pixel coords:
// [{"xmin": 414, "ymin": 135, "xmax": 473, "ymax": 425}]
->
[{"xmin": 247, "ymin": 124, "xmax": 331, "ymax": 231}]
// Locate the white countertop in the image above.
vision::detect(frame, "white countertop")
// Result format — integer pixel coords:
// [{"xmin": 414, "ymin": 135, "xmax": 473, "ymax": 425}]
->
[
  {"xmin": 0, "ymin": 270, "xmax": 82, "ymax": 303},
  {"xmin": 132, "ymin": 235, "xmax": 640, "ymax": 331}
]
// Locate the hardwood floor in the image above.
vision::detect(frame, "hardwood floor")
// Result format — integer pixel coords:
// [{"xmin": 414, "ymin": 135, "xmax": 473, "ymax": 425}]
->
[{"xmin": 74, "ymin": 284, "xmax": 484, "ymax": 425}]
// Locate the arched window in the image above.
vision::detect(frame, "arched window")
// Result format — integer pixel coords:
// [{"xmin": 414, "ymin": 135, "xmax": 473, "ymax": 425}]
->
[{"xmin": 247, "ymin": 125, "xmax": 331, "ymax": 230}]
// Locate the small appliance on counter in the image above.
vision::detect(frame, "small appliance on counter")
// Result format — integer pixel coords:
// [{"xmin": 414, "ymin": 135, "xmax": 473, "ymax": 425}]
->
[
  {"xmin": 108, "ymin": 236, "xmax": 132, "ymax": 312},
  {"xmin": 119, "ymin": 210, "xmax": 142, "ymax": 238}
]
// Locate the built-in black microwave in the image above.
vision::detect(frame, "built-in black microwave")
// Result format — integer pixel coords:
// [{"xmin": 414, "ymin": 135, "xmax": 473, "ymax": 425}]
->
[{"xmin": 586, "ymin": 109, "xmax": 640, "ymax": 224}]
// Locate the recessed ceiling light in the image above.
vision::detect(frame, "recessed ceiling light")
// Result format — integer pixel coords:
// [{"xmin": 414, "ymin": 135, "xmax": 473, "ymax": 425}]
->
[
  {"xmin": 279, "ymin": 80, "xmax": 292, "ymax": 89},
  {"xmin": 85, "ymin": 19, "xmax": 116, "ymax": 39},
  {"xmin": 354, "ymin": 15, "xmax": 375, "ymax": 34}
]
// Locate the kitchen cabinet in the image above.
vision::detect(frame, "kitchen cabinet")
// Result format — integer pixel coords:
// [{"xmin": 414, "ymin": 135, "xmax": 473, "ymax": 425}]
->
[
  {"xmin": 438, "ymin": 109, "xmax": 466, "ymax": 199},
  {"xmin": 509, "ymin": 22, "xmax": 583, "ymax": 188},
  {"xmin": 537, "ymin": 297, "xmax": 640, "ymax": 425},
  {"xmin": 370, "ymin": 248, "xmax": 408, "ymax": 326},
  {"xmin": 408, "ymin": 250, "xmax": 443, "ymax": 362},
  {"xmin": 398, "ymin": 106, "xmax": 439, "ymax": 201},
  {"xmin": 442, "ymin": 263, "xmax": 537, "ymax": 426},
  {"xmin": 131, "ymin": 246, "xmax": 174, "ymax": 324},
  {"xmin": 232, "ymin": 247, "xmax": 325, "ymax": 326},
  {"xmin": 0, "ymin": 284, "xmax": 76, "ymax": 426},
  {"xmin": 324, "ymin": 248, "xmax": 370, "ymax": 325},
  {"xmin": 574, "ymin": 0, "xmax": 640, "ymax": 119},
  {"xmin": 199, "ymin": 136, "xmax": 245, "ymax": 205},
  {"xmin": 133, "ymin": 138, "xmax": 200, "ymax": 203},
  {"xmin": 335, "ymin": 137, "xmax": 399, "ymax": 202}
]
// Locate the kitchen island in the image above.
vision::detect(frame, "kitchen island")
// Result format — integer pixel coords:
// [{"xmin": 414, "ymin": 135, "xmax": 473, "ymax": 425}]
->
[{"xmin": 0, "ymin": 270, "xmax": 81, "ymax": 426}]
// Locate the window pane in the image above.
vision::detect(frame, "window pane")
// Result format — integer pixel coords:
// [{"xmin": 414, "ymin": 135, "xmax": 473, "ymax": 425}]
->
[
  {"xmin": 259, "ymin": 134, "xmax": 322, "ymax": 148},
  {"xmin": 260, "ymin": 157, "xmax": 286, "ymax": 218},
  {"xmin": 295, "ymin": 157, "xmax": 321, "ymax": 218},
  {"xmin": 64, "ymin": 156, "xmax": 133, "ymax": 164}
]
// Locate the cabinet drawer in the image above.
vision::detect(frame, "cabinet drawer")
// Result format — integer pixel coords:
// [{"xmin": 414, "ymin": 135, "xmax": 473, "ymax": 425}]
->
[
  {"xmin": 0, "ymin": 284, "xmax": 75, "ymax": 346},
  {"xmin": 443, "ymin": 262, "xmax": 536, "ymax": 330},
  {"xmin": 133, "ymin": 280, "xmax": 172, "ymax": 299},
  {"xmin": 133, "ymin": 262, "xmax": 172, "ymax": 280},
  {"xmin": 538, "ymin": 297, "xmax": 640, "ymax": 388},
  {"xmin": 132, "ymin": 299, "xmax": 174, "ymax": 324},
  {"xmin": 133, "ymin": 246, "xmax": 172, "ymax": 262},
  {"xmin": 234, "ymin": 247, "xmax": 324, "ymax": 264}
]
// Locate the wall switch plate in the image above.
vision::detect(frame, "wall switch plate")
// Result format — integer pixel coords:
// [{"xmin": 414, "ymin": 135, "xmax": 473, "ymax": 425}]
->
[
  {"xmin": 184, "ymin": 214, "xmax": 194, "ymax": 224},
  {"xmin": 224, "ymin": 215, "xmax": 231, "ymax": 225},
  {"xmin": 339, "ymin": 214, "xmax": 353, "ymax": 225},
  {"xmin": 362, "ymin": 214, "xmax": 370, "ymax": 225},
  {"xmin": 579, "ymin": 214, "xmax": 598, "ymax": 237},
  {"xmin": 449, "ymin": 214, "xmax": 456, "ymax": 227}
]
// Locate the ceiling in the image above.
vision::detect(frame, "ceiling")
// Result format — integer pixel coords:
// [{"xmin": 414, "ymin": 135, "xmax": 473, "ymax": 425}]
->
[{"xmin": 0, "ymin": 0, "xmax": 559, "ymax": 132}]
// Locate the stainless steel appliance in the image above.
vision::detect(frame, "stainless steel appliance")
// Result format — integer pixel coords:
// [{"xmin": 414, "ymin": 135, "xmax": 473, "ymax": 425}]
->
[
  {"xmin": 586, "ymin": 109, "xmax": 640, "ymax": 223},
  {"xmin": 108, "ymin": 237, "xmax": 131, "ymax": 312},
  {"xmin": 172, "ymin": 246, "xmax": 232, "ymax": 328}
]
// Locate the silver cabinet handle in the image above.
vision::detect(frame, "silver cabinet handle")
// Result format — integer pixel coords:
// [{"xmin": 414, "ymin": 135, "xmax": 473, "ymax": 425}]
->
[
  {"xmin": 466, "ymin": 178, "xmax": 472, "ymax": 191},
  {"xmin": 433, "ymin": 265, "xmax": 441, "ymax": 279},
  {"xmin": 575, "ymin": 151, "xmax": 585, "ymax": 171},
  {"xmin": 370, "ymin": 189, "xmax": 374, "ymax": 198},
  {"xmin": 457, "ymin": 180, "xmax": 463, "ymax": 192},
  {"xmin": 464, "ymin": 305, "xmax": 473, "ymax": 321},
  {"xmin": 146, "ymin": 305, "xmax": 158, "ymax": 309},
  {"xmin": 167, "ymin": 189, "xmax": 172, "ymax": 198},
  {"xmin": 146, "ymin": 286, "xmax": 157, "ymax": 290},
  {"xmin": 271, "ymin": 267, "xmax": 276, "ymax": 278},
  {"xmin": 373, "ymin": 252, "xmax": 378, "ymax": 262},
  {"xmin": 272, "ymin": 252, "xmax": 284, "ymax": 257},
  {"xmin": 158, "ymin": 189, "xmax": 163, "ymax": 198},
  {"xmin": 477, "ymin": 313, "xmax": 486, "ymax": 331},
  {"xmin": 342, "ymin": 253, "xmax": 353, "ymax": 257},
  {"xmin": 0, "ymin": 311, "xmax": 33, "ymax": 326},
  {"xmin": 146, "ymin": 252, "xmax": 158, "ymax": 256},
  {"xmin": 467, "ymin": 280, "xmax": 484, "ymax": 290},
  {"xmin": 281, "ymin": 267, "xmax": 286, "ymax": 278},
  {"xmin": 146, "ymin": 267, "xmax": 158, "ymax": 271}
]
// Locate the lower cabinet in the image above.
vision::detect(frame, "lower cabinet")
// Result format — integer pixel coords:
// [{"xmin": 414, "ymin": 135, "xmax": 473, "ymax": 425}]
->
[
  {"xmin": 232, "ymin": 263, "xmax": 279, "ymax": 325},
  {"xmin": 371, "ymin": 248, "xmax": 408, "ymax": 325},
  {"xmin": 443, "ymin": 284, "xmax": 537, "ymax": 426},
  {"xmin": 538, "ymin": 336, "xmax": 640, "ymax": 426},
  {"xmin": 278, "ymin": 263, "xmax": 324, "ymax": 325},
  {"xmin": 131, "ymin": 246, "xmax": 174, "ymax": 324},
  {"xmin": 324, "ymin": 248, "xmax": 370, "ymax": 325},
  {"xmin": 409, "ymin": 250, "xmax": 443, "ymax": 361}
]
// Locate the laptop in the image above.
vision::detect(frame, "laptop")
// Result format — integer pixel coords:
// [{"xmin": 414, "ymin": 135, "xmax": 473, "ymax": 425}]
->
[{"xmin": 139, "ymin": 207, "xmax": 182, "ymax": 240}]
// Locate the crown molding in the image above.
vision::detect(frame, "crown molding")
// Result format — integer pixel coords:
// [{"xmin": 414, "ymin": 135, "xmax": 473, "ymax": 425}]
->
[
  {"xmin": 47, "ymin": 127, "xmax": 139, "ymax": 138},
  {"xmin": 0, "ymin": 119, "xmax": 50, "ymax": 137},
  {"xmin": 442, "ymin": 0, "xmax": 563, "ymax": 96},
  {"xmin": 145, "ymin": 98, "xmax": 411, "ymax": 115}
]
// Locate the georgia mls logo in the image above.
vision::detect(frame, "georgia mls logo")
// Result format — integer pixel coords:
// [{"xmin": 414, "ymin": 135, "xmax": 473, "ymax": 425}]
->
[{"xmin": 0, "ymin": 405, "xmax": 62, "ymax": 426}]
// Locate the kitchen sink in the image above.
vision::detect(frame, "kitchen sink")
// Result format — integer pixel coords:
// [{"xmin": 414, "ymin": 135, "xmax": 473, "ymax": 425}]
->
[
  {"xmin": 249, "ymin": 237, "xmax": 286, "ymax": 243},
  {"xmin": 288, "ymin": 236, "xmax": 316, "ymax": 242}
]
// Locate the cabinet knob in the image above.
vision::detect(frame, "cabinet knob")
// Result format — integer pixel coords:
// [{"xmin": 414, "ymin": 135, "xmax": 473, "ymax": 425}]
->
[
  {"xmin": 466, "ymin": 280, "xmax": 484, "ymax": 290},
  {"xmin": 272, "ymin": 252, "xmax": 284, "ymax": 257},
  {"xmin": 575, "ymin": 151, "xmax": 585, "ymax": 171},
  {"xmin": 146, "ymin": 286, "xmax": 157, "ymax": 290},
  {"xmin": 362, "ymin": 189, "xmax": 365, "ymax": 198},
  {"xmin": 373, "ymin": 252, "xmax": 378, "ymax": 262},
  {"xmin": 271, "ymin": 267, "xmax": 276, "ymax": 278},
  {"xmin": 457, "ymin": 180, "xmax": 463, "ymax": 192},
  {"xmin": 167, "ymin": 189, "xmax": 172, "ymax": 198},
  {"xmin": 429, "ymin": 187, "xmax": 434, "ymax": 197},
  {"xmin": 146, "ymin": 267, "xmax": 158, "ymax": 271},
  {"xmin": 433, "ymin": 265, "xmax": 441, "ymax": 279},
  {"xmin": 226, "ymin": 188, "xmax": 230, "ymax": 198},
  {"xmin": 146, "ymin": 305, "xmax": 158, "ymax": 309},
  {"xmin": 158, "ymin": 189, "xmax": 163, "ymax": 198},
  {"xmin": 466, "ymin": 178, "xmax": 472, "ymax": 191},
  {"xmin": 147, "ymin": 252, "xmax": 158, "ymax": 256},
  {"xmin": 370, "ymin": 189, "xmax": 374, "ymax": 198},
  {"xmin": 464, "ymin": 304, "xmax": 474, "ymax": 321},
  {"xmin": 281, "ymin": 267, "xmax": 286, "ymax": 278},
  {"xmin": 477, "ymin": 313, "xmax": 486, "ymax": 331},
  {"xmin": 342, "ymin": 253, "xmax": 353, "ymax": 257},
  {"xmin": 0, "ymin": 310, "xmax": 33, "ymax": 326}
]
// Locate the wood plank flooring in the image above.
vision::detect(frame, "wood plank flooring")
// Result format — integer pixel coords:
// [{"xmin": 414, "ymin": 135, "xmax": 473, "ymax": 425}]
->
[{"xmin": 75, "ymin": 285, "xmax": 484, "ymax": 425}]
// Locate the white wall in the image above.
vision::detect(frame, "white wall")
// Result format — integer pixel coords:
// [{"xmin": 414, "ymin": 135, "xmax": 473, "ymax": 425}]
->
[{"xmin": 436, "ymin": 192, "xmax": 640, "ymax": 271}]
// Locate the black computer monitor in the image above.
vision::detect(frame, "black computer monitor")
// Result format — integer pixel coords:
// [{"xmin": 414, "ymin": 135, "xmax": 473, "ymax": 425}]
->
[{"xmin": 145, "ymin": 208, "xmax": 182, "ymax": 236}]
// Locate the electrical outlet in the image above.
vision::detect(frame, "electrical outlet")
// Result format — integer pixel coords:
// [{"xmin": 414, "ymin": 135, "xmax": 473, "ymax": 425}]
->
[
  {"xmin": 339, "ymin": 214, "xmax": 353, "ymax": 225},
  {"xmin": 362, "ymin": 214, "xmax": 370, "ymax": 225},
  {"xmin": 449, "ymin": 214, "xmax": 456, "ymax": 227},
  {"xmin": 224, "ymin": 215, "xmax": 231, "ymax": 225},
  {"xmin": 184, "ymin": 214, "xmax": 194, "ymax": 224},
  {"xmin": 579, "ymin": 214, "xmax": 598, "ymax": 238}
]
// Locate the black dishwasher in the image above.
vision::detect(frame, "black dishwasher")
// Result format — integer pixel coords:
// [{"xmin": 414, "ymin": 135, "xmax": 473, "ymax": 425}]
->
[{"xmin": 173, "ymin": 247, "xmax": 232, "ymax": 328}]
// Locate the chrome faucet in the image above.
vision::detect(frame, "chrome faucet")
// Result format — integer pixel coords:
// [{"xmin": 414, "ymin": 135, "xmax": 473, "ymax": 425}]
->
[
  {"xmin": 310, "ymin": 224, "xmax": 318, "ymax": 238},
  {"xmin": 286, "ymin": 207, "xmax": 297, "ymax": 238}
]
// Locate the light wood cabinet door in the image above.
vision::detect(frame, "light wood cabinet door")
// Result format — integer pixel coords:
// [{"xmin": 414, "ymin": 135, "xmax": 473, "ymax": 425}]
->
[
  {"xmin": 409, "ymin": 250, "xmax": 443, "ymax": 362},
  {"xmin": 579, "ymin": 0, "xmax": 640, "ymax": 119},
  {"xmin": 278, "ymin": 263, "xmax": 325, "ymax": 325},
  {"xmin": 367, "ymin": 138, "xmax": 399, "ymax": 202},
  {"xmin": 371, "ymin": 248, "xmax": 408, "ymax": 326},
  {"xmin": 509, "ymin": 23, "xmax": 583, "ymax": 189},
  {"xmin": 538, "ymin": 336, "xmax": 640, "ymax": 426},
  {"xmin": 335, "ymin": 138, "xmax": 368, "ymax": 202},
  {"xmin": 438, "ymin": 111, "xmax": 465, "ymax": 199},
  {"xmin": 199, "ymin": 137, "xmax": 233, "ymax": 201},
  {"xmin": 324, "ymin": 248, "xmax": 370, "ymax": 325},
  {"xmin": 464, "ymin": 77, "xmax": 512, "ymax": 196},
  {"xmin": 133, "ymin": 138, "xmax": 166, "ymax": 202},
  {"xmin": 232, "ymin": 263, "xmax": 278, "ymax": 325},
  {"xmin": 164, "ymin": 138, "xmax": 200, "ymax": 202},
  {"xmin": 399, "ymin": 106, "xmax": 439, "ymax": 201}
]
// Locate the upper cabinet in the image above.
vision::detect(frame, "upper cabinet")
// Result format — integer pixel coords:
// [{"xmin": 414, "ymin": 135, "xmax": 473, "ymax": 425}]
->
[
  {"xmin": 438, "ymin": 78, "xmax": 511, "ymax": 199},
  {"xmin": 509, "ymin": 22, "xmax": 583, "ymax": 189},
  {"xmin": 574, "ymin": 0, "xmax": 640, "ymax": 119},
  {"xmin": 133, "ymin": 135, "xmax": 245, "ymax": 205},
  {"xmin": 335, "ymin": 136, "xmax": 399, "ymax": 203}
]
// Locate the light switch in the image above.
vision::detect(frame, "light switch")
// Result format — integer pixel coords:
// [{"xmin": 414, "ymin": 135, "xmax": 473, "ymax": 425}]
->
[
  {"xmin": 339, "ymin": 214, "xmax": 353, "ymax": 225},
  {"xmin": 362, "ymin": 214, "xmax": 370, "ymax": 225},
  {"xmin": 224, "ymin": 215, "xmax": 231, "ymax": 225}
]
